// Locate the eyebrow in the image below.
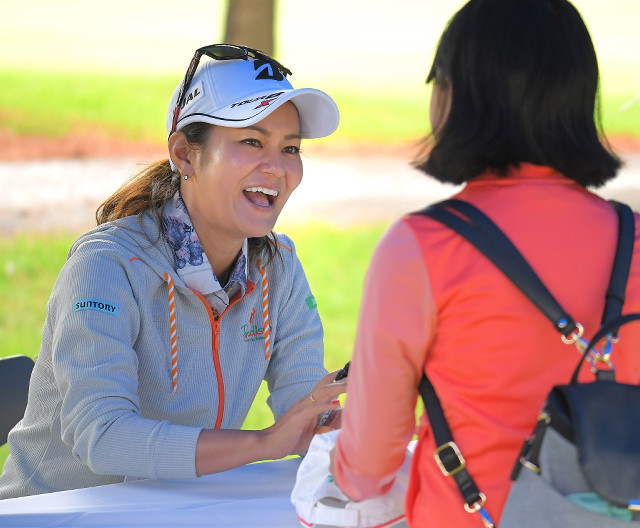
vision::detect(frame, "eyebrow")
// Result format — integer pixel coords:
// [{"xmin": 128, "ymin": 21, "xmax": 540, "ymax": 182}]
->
[{"xmin": 246, "ymin": 125, "xmax": 301, "ymax": 141}]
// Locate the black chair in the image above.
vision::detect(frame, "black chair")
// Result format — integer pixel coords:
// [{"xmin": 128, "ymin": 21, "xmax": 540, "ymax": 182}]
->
[{"xmin": 0, "ymin": 355, "xmax": 34, "ymax": 445}]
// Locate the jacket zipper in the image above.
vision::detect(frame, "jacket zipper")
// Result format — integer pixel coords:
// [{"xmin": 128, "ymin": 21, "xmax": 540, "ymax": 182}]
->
[{"xmin": 191, "ymin": 280, "xmax": 256, "ymax": 429}]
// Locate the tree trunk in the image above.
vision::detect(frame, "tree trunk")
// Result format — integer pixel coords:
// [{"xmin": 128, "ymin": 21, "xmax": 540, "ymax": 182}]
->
[{"xmin": 223, "ymin": 0, "xmax": 276, "ymax": 55}]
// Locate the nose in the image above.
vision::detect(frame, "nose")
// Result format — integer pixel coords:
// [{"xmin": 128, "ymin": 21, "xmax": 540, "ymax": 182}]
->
[{"xmin": 260, "ymin": 148, "xmax": 286, "ymax": 179}]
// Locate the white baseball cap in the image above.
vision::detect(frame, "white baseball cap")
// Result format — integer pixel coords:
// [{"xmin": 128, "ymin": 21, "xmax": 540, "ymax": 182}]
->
[
  {"xmin": 291, "ymin": 430, "xmax": 412, "ymax": 528},
  {"xmin": 166, "ymin": 57, "xmax": 340, "ymax": 139}
]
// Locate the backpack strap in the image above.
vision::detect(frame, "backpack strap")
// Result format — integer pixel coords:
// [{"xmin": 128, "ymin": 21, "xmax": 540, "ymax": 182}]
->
[
  {"xmin": 419, "ymin": 199, "xmax": 581, "ymax": 338},
  {"xmin": 601, "ymin": 201, "xmax": 635, "ymax": 333},
  {"xmin": 418, "ymin": 199, "xmax": 635, "ymax": 339},
  {"xmin": 413, "ymin": 198, "xmax": 635, "ymax": 527},
  {"xmin": 419, "ymin": 373, "xmax": 495, "ymax": 527}
]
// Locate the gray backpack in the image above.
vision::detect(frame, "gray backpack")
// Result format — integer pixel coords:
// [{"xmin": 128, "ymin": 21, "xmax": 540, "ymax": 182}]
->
[{"xmin": 417, "ymin": 199, "xmax": 640, "ymax": 527}]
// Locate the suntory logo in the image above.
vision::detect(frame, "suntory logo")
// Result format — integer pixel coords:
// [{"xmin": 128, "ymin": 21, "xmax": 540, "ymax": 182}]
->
[{"xmin": 74, "ymin": 299, "xmax": 119, "ymax": 316}]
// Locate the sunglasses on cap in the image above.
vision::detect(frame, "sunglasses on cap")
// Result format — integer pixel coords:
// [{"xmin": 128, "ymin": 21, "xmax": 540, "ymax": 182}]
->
[{"xmin": 169, "ymin": 43, "xmax": 293, "ymax": 136}]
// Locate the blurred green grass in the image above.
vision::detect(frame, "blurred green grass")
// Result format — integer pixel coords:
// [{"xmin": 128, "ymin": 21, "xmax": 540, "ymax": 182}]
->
[
  {"xmin": 0, "ymin": 70, "xmax": 176, "ymax": 142},
  {"xmin": 1, "ymin": 67, "xmax": 639, "ymax": 147},
  {"xmin": 0, "ymin": 68, "xmax": 432, "ymax": 145}
]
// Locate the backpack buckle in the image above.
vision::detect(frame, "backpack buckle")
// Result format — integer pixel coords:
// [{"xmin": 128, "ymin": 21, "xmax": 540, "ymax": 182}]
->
[
  {"xmin": 561, "ymin": 322, "xmax": 584, "ymax": 344},
  {"xmin": 434, "ymin": 441, "xmax": 466, "ymax": 476}
]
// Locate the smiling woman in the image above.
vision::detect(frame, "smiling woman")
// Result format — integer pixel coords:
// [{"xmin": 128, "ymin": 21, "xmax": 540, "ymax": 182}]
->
[
  {"xmin": 170, "ymin": 102, "xmax": 304, "ymax": 275},
  {"xmin": 0, "ymin": 44, "xmax": 345, "ymax": 499}
]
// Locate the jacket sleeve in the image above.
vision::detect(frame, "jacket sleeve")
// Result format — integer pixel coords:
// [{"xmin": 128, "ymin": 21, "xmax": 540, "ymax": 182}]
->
[
  {"xmin": 48, "ymin": 239, "xmax": 202, "ymax": 480},
  {"xmin": 263, "ymin": 235, "xmax": 327, "ymax": 420},
  {"xmin": 333, "ymin": 219, "xmax": 437, "ymax": 500}
]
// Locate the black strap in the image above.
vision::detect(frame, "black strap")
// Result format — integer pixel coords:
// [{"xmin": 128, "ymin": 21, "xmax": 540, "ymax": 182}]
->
[
  {"xmin": 420, "ymin": 200, "xmax": 577, "ymax": 337},
  {"xmin": 414, "ymin": 198, "xmax": 635, "ymax": 523},
  {"xmin": 602, "ymin": 201, "xmax": 635, "ymax": 332},
  {"xmin": 418, "ymin": 199, "xmax": 634, "ymax": 337},
  {"xmin": 419, "ymin": 375, "xmax": 487, "ymax": 512},
  {"xmin": 571, "ymin": 313, "xmax": 640, "ymax": 383}
]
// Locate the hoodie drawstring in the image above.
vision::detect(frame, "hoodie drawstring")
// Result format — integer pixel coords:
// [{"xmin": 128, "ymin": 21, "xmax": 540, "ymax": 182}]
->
[
  {"xmin": 165, "ymin": 272, "xmax": 178, "ymax": 393},
  {"xmin": 257, "ymin": 259, "xmax": 272, "ymax": 360}
]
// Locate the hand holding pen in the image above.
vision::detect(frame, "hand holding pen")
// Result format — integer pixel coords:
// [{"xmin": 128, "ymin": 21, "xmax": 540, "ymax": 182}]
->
[{"xmin": 316, "ymin": 361, "xmax": 350, "ymax": 429}]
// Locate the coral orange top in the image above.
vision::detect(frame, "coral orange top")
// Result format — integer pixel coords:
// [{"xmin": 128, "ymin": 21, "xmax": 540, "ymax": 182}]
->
[{"xmin": 333, "ymin": 164, "xmax": 640, "ymax": 527}]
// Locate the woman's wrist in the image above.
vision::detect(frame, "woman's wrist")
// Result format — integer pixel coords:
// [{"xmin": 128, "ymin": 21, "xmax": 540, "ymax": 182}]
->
[{"xmin": 194, "ymin": 428, "xmax": 271, "ymax": 476}]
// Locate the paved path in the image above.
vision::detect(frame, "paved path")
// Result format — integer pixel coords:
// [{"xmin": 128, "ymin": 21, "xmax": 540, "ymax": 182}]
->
[{"xmin": 2, "ymin": 150, "xmax": 640, "ymax": 234}]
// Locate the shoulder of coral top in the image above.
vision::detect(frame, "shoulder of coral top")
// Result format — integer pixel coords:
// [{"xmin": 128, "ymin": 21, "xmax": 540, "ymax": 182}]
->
[{"xmin": 471, "ymin": 163, "xmax": 565, "ymax": 183}]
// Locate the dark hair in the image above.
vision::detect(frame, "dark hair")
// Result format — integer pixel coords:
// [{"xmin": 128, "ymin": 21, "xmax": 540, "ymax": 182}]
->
[
  {"xmin": 413, "ymin": 0, "xmax": 621, "ymax": 187},
  {"xmin": 96, "ymin": 122, "xmax": 279, "ymax": 264}
]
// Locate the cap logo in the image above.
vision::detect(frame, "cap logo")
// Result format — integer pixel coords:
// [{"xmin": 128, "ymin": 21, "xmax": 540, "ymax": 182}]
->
[
  {"xmin": 230, "ymin": 92, "xmax": 284, "ymax": 109},
  {"xmin": 181, "ymin": 81, "xmax": 203, "ymax": 110},
  {"xmin": 254, "ymin": 58, "xmax": 285, "ymax": 81}
]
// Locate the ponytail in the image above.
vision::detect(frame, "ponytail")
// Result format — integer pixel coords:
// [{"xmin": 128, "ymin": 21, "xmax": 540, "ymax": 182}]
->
[{"xmin": 96, "ymin": 159, "xmax": 178, "ymax": 225}]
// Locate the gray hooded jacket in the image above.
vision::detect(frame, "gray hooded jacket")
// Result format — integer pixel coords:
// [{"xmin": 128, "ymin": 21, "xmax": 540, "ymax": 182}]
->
[{"xmin": 0, "ymin": 212, "xmax": 325, "ymax": 498}]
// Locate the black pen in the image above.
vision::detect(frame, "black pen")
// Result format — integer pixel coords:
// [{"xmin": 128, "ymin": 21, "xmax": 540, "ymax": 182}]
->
[
  {"xmin": 334, "ymin": 361, "xmax": 350, "ymax": 381},
  {"xmin": 317, "ymin": 361, "xmax": 350, "ymax": 426}
]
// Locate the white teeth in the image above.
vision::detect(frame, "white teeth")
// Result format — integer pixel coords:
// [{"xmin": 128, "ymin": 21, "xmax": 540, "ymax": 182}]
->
[{"xmin": 244, "ymin": 186, "xmax": 279, "ymax": 197}]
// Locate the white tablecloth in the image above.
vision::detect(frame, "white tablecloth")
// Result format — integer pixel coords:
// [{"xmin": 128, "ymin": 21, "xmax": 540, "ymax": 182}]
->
[{"xmin": 0, "ymin": 458, "xmax": 303, "ymax": 527}]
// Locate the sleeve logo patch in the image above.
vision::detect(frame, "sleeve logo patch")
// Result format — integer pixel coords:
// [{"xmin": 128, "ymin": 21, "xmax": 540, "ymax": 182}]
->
[
  {"xmin": 305, "ymin": 295, "xmax": 317, "ymax": 310},
  {"xmin": 74, "ymin": 299, "xmax": 119, "ymax": 316}
]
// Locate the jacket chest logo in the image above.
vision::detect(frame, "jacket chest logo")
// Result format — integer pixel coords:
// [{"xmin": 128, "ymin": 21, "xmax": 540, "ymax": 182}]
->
[{"xmin": 242, "ymin": 307, "xmax": 265, "ymax": 342}]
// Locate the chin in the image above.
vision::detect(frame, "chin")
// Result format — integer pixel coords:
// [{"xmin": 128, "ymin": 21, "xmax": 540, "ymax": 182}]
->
[{"xmin": 245, "ymin": 223, "xmax": 277, "ymax": 239}]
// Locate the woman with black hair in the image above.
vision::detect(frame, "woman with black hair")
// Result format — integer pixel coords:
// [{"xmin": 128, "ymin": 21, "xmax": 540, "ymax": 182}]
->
[{"xmin": 331, "ymin": 1, "xmax": 640, "ymax": 526}]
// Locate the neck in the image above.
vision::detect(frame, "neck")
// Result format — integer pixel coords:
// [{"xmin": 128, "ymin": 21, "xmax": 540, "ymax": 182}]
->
[
  {"xmin": 195, "ymin": 231, "xmax": 243, "ymax": 285},
  {"xmin": 180, "ymin": 195, "xmax": 244, "ymax": 284}
]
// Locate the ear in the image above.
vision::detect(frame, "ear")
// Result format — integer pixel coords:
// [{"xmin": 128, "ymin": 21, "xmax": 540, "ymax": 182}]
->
[{"xmin": 168, "ymin": 131, "xmax": 197, "ymax": 176}]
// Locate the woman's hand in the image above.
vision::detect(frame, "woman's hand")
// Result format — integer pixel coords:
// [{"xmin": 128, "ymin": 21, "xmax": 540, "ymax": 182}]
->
[
  {"xmin": 263, "ymin": 370, "xmax": 347, "ymax": 459},
  {"xmin": 194, "ymin": 370, "xmax": 346, "ymax": 476}
]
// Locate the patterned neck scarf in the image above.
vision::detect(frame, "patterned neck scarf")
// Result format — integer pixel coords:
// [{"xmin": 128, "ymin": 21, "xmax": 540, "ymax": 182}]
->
[{"xmin": 161, "ymin": 191, "xmax": 247, "ymax": 313}]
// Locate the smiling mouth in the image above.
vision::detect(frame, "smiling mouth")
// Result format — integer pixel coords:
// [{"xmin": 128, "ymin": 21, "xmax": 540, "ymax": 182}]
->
[{"xmin": 243, "ymin": 186, "xmax": 279, "ymax": 208}]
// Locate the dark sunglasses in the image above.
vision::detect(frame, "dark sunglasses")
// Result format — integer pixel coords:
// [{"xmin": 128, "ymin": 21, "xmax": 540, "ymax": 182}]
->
[{"xmin": 169, "ymin": 43, "xmax": 293, "ymax": 136}]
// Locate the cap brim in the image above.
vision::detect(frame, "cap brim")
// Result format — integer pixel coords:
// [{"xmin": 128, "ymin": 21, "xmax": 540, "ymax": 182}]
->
[{"xmin": 176, "ymin": 87, "xmax": 339, "ymax": 139}]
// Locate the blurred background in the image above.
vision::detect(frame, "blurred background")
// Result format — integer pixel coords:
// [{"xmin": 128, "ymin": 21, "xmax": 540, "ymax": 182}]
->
[
  {"xmin": 1, "ymin": 0, "xmax": 640, "ymax": 455},
  {"xmin": 1, "ymin": 0, "xmax": 639, "ymax": 229},
  {"xmin": 1, "ymin": 0, "xmax": 639, "ymax": 146},
  {"xmin": 2, "ymin": 0, "xmax": 639, "ymax": 90}
]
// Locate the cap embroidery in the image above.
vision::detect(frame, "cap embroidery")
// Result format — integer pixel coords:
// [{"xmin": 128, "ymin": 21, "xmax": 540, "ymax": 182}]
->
[
  {"xmin": 253, "ymin": 58, "xmax": 285, "ymax": 81},
  {"xmin": 230, "ymin": 92, "xmax": 283, "ymax": 109},
  {"xmin": 254, "ymin": 100, "xmax": 275, "ymax": 110},
  {"xmin": 181, "ymin": 81, "xmax": 203, "ymax": 110}
]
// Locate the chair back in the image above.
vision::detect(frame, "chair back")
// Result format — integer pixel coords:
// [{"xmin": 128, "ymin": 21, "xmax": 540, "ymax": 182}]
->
[{"xmin": 0, "ymin": 355, "xmax": 34, "ymax": 445}]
